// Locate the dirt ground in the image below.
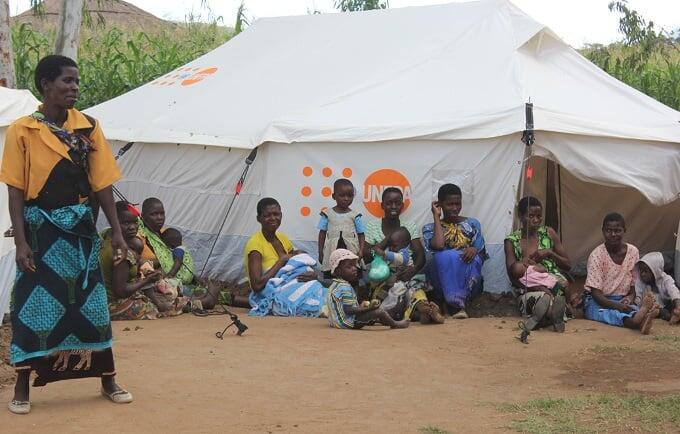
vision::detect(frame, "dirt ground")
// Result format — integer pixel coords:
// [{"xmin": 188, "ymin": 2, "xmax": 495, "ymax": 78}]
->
[{"xmin": 1, "ymin": 310, "xmax": 679, "ymax": 433}]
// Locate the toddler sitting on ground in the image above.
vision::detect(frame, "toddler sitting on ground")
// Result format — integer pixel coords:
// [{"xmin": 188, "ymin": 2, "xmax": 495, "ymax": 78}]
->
[
  {"xmin": 635, "ymin": 252, "xmax": 680, "ymax": 324},
  {"xmin": 326, "ymin": 249, "xmax": 409, "ymax": 329}
]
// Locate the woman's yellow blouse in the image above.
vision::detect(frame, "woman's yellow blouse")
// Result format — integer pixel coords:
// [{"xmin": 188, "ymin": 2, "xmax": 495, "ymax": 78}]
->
[{"xmin": 0, "ymin": 108, "xmax": 121, "ymax": 200}]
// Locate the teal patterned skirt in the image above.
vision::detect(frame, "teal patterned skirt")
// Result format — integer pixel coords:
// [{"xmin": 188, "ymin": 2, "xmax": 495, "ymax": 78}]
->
[{"xmin": 10, "ymin": 204, "xmax": 115, "ymax": 385}]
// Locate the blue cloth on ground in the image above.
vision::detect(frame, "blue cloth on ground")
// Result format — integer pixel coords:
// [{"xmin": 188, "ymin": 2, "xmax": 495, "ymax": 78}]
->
[
  {"xmin": 249, "ymin": 253, "xmax": 327, "ymax": 317},
  {"xmin": 584, "ymin": 294, "xmax": 637, "ymax": 327}
]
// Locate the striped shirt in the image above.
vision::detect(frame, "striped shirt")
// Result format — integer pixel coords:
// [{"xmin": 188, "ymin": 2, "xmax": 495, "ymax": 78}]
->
[{"xmin": 327, "ymin": 278, "xmax": 358, "ymax": 329}]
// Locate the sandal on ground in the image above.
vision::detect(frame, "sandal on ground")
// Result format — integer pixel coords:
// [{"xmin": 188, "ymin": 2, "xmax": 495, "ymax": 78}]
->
[
  {"xmin": 516, "ymin": 321, "xmax": 530, "ymax": 344},
  {"xmin": 101, "ymin": 387, "xmax": 134, "ymax": 404},
  {"xmin": 8, "ymin": 400, "xmax": 30, "ymax": 414},
  {"xmin": 640, "ymin": 308, "xmax": 659, "ymax": 335},
  {"xmin": 451, "ymin": 309, "xmax": 468, "ymax": 319}
]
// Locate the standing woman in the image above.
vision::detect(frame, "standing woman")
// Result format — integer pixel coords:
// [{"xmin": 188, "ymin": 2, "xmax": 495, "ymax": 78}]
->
[{"xmin": 1, "ymin": 55, "xmax": 132, "ymax": 414}]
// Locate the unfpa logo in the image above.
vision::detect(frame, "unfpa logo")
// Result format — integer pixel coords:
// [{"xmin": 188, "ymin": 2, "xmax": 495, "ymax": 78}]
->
[
  {"xmin": 363, "ymin": 169, "xmax": 412, "ymax": 218},
  {"xmin": 151, "ymin": 66, "xmax": 218, "ymax": 87},
  {"xmin": 298, "ymin": 167, "xmax": 411, "ymax": 218}
]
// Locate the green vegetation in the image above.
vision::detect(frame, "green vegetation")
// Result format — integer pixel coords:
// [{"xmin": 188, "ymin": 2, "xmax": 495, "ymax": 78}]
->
[
  {"xmin": 12, "ymin": 20, "xmax": 231, "ymax": 109},
  {"xmin": 652, "ymin": 335, "xmax": 680, "ymax": 351},
  {"xmin": 502, "ymin": 395, "xmax": 680, "ymax": 433},
  {"xmin": 334, "ymin": 0, "xmax": 389, "ymax": 12},
  {"xmin": 418, "ymin": 426, "xmax": 450, "ymax": 434},
  {"xmin": 581, "ymin": 1, "xmax": 680, "ymax": 110}
]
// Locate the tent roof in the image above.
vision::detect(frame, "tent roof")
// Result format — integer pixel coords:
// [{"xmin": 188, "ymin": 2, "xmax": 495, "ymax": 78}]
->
[
  {"xmin": 87, "ymin": 0, "xmax": 680, "ymax": 149},
  {"xmin": 0, "ymin": 88, "xmax": 39, "ymax": 126}
]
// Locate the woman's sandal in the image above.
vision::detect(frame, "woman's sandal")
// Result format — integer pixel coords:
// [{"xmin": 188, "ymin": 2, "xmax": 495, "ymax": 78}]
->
[
  {"xmin": 7, "ymin": 400, "xmax": 30, "ymax": 414},
  {"xmin": 101, "ymin": 387, "xmax": 134, "ymax": 404}
]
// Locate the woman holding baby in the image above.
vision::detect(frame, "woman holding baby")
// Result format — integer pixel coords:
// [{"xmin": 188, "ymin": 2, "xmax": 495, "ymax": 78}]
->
[{"xmin": 504, "ymin": 196, "xmax": 573, "ymax": 336}]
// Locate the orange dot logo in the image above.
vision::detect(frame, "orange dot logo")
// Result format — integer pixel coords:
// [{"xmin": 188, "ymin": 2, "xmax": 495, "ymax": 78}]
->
[
  {"xmin": 301, "ymin": 186, "xmax": 312, "ymax": 197},
  {"xmin": 322, "ymin": 186, "xmax": 332, "ymax": 197},
  {"xmin": 300, "ymin": 206, "xmax": 311, "ymax": 217},
  {"xmin": 302, "ymin": 166, "xmax": 313, "ymax": 177},
  {"xmin": 363, "ymin": 169, "xmax": 412, "ymax": 218},
  {"xmin": 342, "ymin": 168, "xmax": 353, "ymax": 178},
  {"xmin": 181, "ymin": 67, "xmax": 218, "ymax": 87}
]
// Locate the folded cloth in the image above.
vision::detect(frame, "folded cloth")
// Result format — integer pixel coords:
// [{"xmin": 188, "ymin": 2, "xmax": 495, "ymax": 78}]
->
[{"xmin": 249, "ymin": 253, "xmax": 327, "ymax": 317}]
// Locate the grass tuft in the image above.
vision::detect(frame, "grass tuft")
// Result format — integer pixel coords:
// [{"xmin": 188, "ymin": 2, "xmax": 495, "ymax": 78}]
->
[
  {"xmin": 502, "ymin": 394, "xmax": 680, "ymax": 433},
  {"xmin": 419, "ymin": 426, "xmax": 450, "ymax": 434}
]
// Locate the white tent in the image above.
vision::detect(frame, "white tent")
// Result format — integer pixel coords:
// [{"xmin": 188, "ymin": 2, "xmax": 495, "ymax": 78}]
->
[
  {"xmin": 84, "ymin": 0, "xmax": 680, "ymax": 292},
  {"xmin": 0, "ymin": 87, "xmax": 40, "ymax": 314}
]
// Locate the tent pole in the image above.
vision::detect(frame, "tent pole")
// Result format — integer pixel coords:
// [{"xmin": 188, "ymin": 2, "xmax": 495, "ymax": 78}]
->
[
  {"xmin": 518, "ymin": 102, "xmax": 535, "ymax": 213},
  {"xmin": 197, "ymin": 146, "xmax": 259, "ymax": 279}
]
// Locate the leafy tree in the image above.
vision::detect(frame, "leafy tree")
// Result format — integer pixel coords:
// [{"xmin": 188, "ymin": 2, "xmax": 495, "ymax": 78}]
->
[
  {"xmin": 334, "ymin": 0, "xmax": 389, "ymax": 12},
  {"xmin": 583, "ymin": 1, "xmax": 680, "ymax": 109}
]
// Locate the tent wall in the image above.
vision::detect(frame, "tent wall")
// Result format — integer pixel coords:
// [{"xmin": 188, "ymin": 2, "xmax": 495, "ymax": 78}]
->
[
  {"xmin": 111, "ymin": 135, "xmax": 525, "ymax": 293},
  {"xmin": 516, "ymin": 154, "xmax": 680, "ymax": 273},
  {"xmin": 559, "ymin": 167, "xmax": 680, "ymax": 266}
]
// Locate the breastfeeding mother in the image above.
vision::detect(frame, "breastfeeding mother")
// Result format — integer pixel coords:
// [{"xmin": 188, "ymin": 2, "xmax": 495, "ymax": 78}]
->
[
  {"xmin": 136, "ymin": 197, "xmax": 224, "ymax": 309},
  {"xmin": 504, "ymin": 196, "xmax": 572, "ymax": 330},
  {"xmin": 1, "ymin": 55, "xmax": 131, "ymax": 414},
  {"xmin": 363, "ymin": 188, "xmax": 441, "ymax": 323}
]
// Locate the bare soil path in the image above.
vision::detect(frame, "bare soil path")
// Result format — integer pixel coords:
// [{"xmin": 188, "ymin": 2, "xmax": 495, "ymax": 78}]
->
[{"xmin": 1, "ymin": 312, "xmax": 679, "ymax": 433}]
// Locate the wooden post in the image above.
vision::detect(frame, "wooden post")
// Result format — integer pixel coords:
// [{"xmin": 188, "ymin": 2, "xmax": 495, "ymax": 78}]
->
[
  {"xmin": 0, "ymin": 0, "xmax": 16, "ymax": 88},
  {"xmin": 54, "ymin": 0, "xmax": 84, "ymax": 61}
]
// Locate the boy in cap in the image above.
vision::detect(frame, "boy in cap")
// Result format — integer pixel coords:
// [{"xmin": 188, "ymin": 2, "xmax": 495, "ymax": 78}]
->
[{"xmin": 326, "ymin": 249, "xmax": 410, "ymax": 329}]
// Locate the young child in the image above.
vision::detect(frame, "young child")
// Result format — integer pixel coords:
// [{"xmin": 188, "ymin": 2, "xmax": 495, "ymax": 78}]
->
[
  {"xmin": 372, "ymin": 226, "xmax": 413, "ymax": 287},
  {"xmin": 161, "ymin": 228, "xmax": 187, "ymax": 279},
  {"xmin": 371, "ymin": 228, "xmax": 445, "ymax": 324},
  {"xmin": 318, "ymin": 179, "xmax": 365, "ymax": 279},
  {"xmin": 326, "ymin": 249, "xmax": 409, "ymax": 329},
  {"xmin": 583, "ymin": 213, "xmax": 658, "ymax": 334},
  {"xmin": 635, "ymin": 252, "xmax": 680, "ymax": 324}
]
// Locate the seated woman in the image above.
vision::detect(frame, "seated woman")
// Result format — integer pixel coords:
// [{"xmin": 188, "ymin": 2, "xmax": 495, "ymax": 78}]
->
[
  {"xmin": 136, "ymin": 197, "xmax": 229, "ymax": 308},
  {"xmin": 101, "ymin": 202, "xmax": 218, "ymax": 320},
  {"xmin": 245, "ymin": 197, "xmax": 326, "ymax": 317},
  {"xmin": 583, "ymin": 212, "xmax": 656, "ymax": 334},
  {"xmin": 504, "ymin": 196, "xmax": 572, "ymax": 336},
  {"xmin": 422, "ymin": 184, "xmax": 486, "ymax": 319},
  {"xmin": 363, "ymin": 188, "xmax": 444, "ymax": 324}
]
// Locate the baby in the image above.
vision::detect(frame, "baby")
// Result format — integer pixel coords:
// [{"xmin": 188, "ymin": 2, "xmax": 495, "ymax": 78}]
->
[
  {"xmin": 161, "ymin": 228, "xmax": 186, "ymax": 279},
  {"xmin": 136, "ymin": 227, "xmax": 185, "ymax": 301},
  {"xmin": 373, "ymin": 226, "xmax": 413, "ymax": 288},
  {"xmin": 509, "ymin": 262, "xmax": 562, "ymax": 295}
]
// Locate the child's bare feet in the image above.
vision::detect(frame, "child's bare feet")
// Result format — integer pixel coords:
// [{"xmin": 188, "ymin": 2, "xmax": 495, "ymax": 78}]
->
[
  {"xmin": 428, "ymin": 302, "xmax": 446, "ymax": 324},
  {"xmin": 641, "ymin": 292, "xmax": 655, "ymax": 311},
  {"xmin": 391, "ymin": 319, "xmax": 410, "ymax": 329},
  {"xmin": 640, "ymin": 307, "xmax": 659, "ymax": 335},
  {"xmin": 670, "ymin": 308, "xmax": 680, "ymax": 325}
]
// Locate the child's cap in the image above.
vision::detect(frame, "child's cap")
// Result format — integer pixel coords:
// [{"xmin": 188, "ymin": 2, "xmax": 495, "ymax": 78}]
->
[{"xmin": 330, "ymin": 249, "xmax": 359, "ymax": 274}]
